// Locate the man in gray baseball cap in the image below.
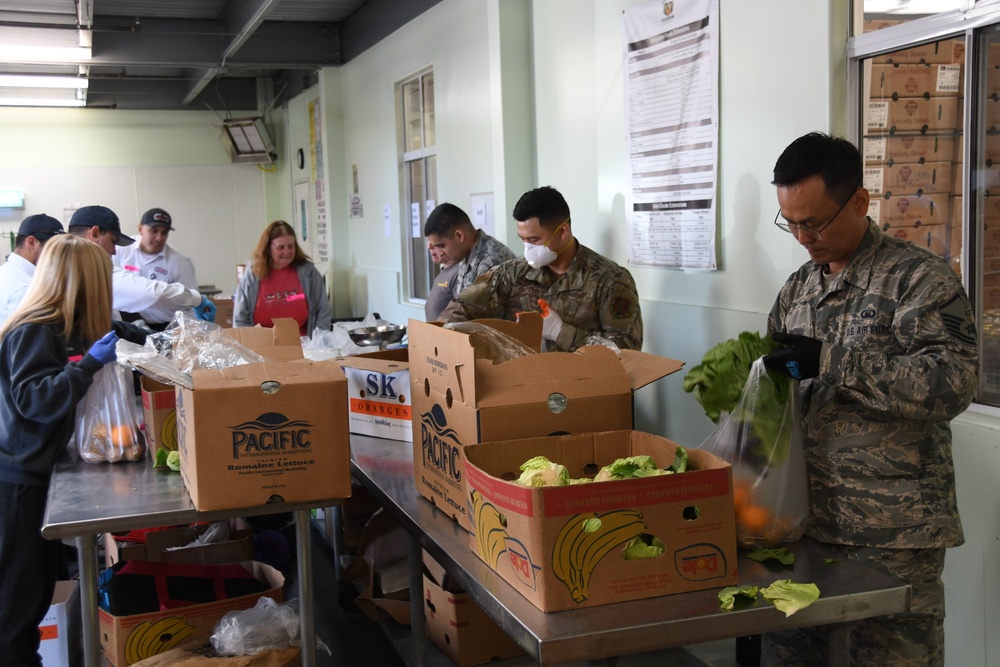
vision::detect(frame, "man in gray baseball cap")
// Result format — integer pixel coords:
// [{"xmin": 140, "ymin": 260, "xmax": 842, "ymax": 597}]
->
[{"xmin": 0, "ymin": 214, "xmax": 67, "ymax": 326}]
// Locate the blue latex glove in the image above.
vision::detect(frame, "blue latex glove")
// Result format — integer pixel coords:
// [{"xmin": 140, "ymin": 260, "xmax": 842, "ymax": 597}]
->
[
  {"xmin": 88, "ymin": 331, "xmax": 119, "ymax": 365},
  {"xmin": 194, "ymin": 296, "xmax": 217, "ymax": 323}
]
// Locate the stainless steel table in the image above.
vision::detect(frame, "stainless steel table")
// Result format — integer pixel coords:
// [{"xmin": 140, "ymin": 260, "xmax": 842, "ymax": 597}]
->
[
  {"xmin": 350, "ymin": 433, "xmax": 912, "ymax": 666},
  {"xmin": 41, "ymin": 457, "xmax": 341, "ymax": 667}
]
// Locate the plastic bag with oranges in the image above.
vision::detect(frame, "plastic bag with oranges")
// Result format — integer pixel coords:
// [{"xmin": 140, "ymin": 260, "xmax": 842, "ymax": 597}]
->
[
  {"xmin": 73, "ymin": 363, "xmax": 146, "ymax": 463},
  {"xmin": 696, "ymin": 358, "xmax": 808, "ymax": 548}
]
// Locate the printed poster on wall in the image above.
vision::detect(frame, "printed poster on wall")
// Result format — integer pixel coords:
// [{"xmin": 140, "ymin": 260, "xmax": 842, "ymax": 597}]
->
[{"xmin": 623, "ymin": 0, "xmax": 719, "ymax": 270}]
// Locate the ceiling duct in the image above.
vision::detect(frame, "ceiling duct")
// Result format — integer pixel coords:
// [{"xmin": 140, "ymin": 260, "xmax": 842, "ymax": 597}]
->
[{"xmin": 221, "ymin": 117, "xmax": 276, "ymax": 164}]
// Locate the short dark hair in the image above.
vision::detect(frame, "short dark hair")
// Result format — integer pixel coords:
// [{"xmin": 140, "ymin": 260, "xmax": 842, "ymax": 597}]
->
[
  {"xmin": 424, "ymin": 203, "xmax": 471, "ymax": 237},
  {"xmin": 513, "ymin": 186, "xmax": 571, "ymax": 229},
  {"xmin": 772, "ymin": 132, "xmax": 862, "ymax": 203}
]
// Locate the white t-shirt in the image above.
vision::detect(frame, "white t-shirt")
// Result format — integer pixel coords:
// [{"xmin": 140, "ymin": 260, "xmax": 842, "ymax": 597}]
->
[{"xmin": 113, "ymin": 244, "xmax": 199, "ymax": 323}]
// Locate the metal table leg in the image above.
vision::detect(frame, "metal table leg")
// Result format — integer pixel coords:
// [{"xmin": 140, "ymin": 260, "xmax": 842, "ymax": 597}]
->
[
  {"xmin": 408, "ymin": 537, "xmax": 426, "ymax": 667},
  {"xmin": 329, "ymin": 505, "xmax": 345, "ymax": 581},
  {"xmin": 295, "ymin": 510, "xmax": 317, "ymax": 667},
  {"xmin": 827, "ymin": 623, "xmax": 850, "ymax": 667},
  {"xmin": 76, "ymin": 534, "xmax": 100, "ymax": 667}
]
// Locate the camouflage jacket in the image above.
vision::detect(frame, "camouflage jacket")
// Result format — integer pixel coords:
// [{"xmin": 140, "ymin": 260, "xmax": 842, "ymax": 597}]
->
[
  {"xmin": 768, "ymin": 220, "xmax": 978, "ymax": 549},
  {"xmin": 444, "ymin": 241, "xmax": 643, "ymax": 352},
  {"xmin": 454, "ymin": 231, "xmax": 516, "ymax": 296}
]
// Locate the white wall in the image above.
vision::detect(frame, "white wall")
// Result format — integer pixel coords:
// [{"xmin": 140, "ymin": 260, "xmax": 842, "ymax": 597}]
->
[{"xmin": 0, "ymin": 108, "xmax": 267, "ymax": 295}]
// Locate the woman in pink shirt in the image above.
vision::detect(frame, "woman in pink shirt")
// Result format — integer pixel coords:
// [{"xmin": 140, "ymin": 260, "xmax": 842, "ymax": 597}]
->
[{"xmin": 233, "ymin": 221, "xmax": 332, "ymax": 335}]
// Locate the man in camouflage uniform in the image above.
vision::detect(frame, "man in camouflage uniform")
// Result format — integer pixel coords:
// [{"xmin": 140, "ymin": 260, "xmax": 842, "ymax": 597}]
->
[
  {"xmin": 441, "ymin": 186, "xmax": 642, "ymax": 352},
  {"xmin": 761, "ymin": 133, "xmax": 978, "ymax": 666},
  {"xmin": 424, "ymin": 202, "xmax": 515, "ymax": 303}
]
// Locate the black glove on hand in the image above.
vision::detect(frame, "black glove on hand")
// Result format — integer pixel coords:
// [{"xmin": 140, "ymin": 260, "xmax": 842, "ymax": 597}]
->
[{"xmin": 763, "ymin": 332, "xmax": 822, "ymax": 380}]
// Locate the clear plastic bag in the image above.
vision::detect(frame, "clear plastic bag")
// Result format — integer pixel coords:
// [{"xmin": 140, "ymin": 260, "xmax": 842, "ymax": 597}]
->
[
  {"xmin": 584, "ymin": 335, "xmax": 622, "ymax": 357},
  {"xmin": 696, "ymin": 358, "xmax": 808, "ymax": 548},
  {"xmin": 73, "ymin": 363, "xmax": 146, "ymax": 463},
  {"xmin": 147, "ymin": 311, "xmax": 265, "ymax": 374},
  {"xmin": 211, "ymin": 597, "xmax": 300, "ymax": 656},
  {"xmin": 443, "ymin": 321, "xmax": 535, "ymax": 363}
]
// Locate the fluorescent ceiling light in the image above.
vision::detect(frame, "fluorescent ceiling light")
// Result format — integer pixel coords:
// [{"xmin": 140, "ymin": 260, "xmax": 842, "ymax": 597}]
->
[
  {"xmin": 0, "ymin": 74, "xmax": 88, "ymax": 89},
  {"xmin": 0, "ymin": 97, "xmax": 85, "ymax": 107},
  {"xmin": 0, "ymin": 45, "xmax": 92, "ymax": 64},
  {"xmin": 863, "ymin": 0, "xmax": 961, "ymax": 13}
]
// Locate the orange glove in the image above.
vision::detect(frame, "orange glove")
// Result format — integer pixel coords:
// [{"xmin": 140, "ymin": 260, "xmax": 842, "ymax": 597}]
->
[{"xmin": 538, "ymin": 298, "xmax": 551, "ymax": 317}]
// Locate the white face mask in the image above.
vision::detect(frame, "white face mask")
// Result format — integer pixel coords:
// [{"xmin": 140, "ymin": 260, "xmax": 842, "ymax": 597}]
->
[
  {"xmin": 523, "ymin": 221, "xmax": 567, "ymax": 269},
  {"xmin": 524, "ymin": 242, "xmax": 558, "ymax": 269}
]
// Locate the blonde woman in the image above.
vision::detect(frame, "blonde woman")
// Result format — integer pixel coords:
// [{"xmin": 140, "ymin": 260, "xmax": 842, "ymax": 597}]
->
[
  {"xmin": 233, "ymin": 220, "xmax": 332, "ymax": 335},
  {"xmin": 0, "ymin": 234, "xmax": 121, "ymax": 665}
]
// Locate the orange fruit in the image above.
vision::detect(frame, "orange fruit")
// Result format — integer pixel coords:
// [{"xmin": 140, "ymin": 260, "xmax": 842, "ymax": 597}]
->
[
  {"xmin": 737, "ymin": 504, "xmax": 772, "ymax": 533},
  {"xmin": 109, "ymin": 424, "xmax": 134, "ymax": 449},
  {"xmin": 732, "ymin": 479, "xmax": 752, "ymax": 511}
]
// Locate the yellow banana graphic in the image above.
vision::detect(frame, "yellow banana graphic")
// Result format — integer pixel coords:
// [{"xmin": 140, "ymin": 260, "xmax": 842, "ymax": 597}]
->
[
  {"xmin": 125, "ymin": 616, "xmax": 196, "ymax": 664},
  {"xmin": 471, "ymin": 490, "xmax": 509, "ymax": 567},
  {"xmin": 552, "ymin": 509, "xmax": 646, "ymax": 603}
]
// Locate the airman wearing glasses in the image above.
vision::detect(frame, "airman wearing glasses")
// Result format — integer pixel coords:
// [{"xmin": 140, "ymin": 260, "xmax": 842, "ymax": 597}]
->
[{"xmin": 760, "ymin": 132, "xmax": 977, "ymax": 667}]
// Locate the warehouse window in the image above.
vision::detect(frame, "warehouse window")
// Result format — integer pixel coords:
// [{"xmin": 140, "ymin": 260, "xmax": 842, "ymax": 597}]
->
[
  {"xmin": 400, "ymin": 70, "xmax": 437, "ymax": 302},
  {"xmin": 850, "ymin": 3, "xmax": 1000, "ymax": 408}
]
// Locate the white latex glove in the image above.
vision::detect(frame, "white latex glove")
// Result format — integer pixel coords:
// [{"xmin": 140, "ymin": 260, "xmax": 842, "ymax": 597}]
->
[{"xmin": 541, "ymin": 307, "xmax": 564, "ymax": 342}]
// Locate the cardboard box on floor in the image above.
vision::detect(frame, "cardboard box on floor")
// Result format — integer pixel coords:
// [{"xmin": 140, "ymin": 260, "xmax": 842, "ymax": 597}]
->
[
  {"xmin": 462, "ymin": 431, "xmax": 738, "ymax": 613},
  {"xmin": 103, "ymin": 524, "xmax": 255, "ymax": 568},
  {"xmin": 177, "ymin": 319, "xmax": 352, "ymax": 511},
  {"xmin": 341, "ymin": 508, "xmax": 411, "ymax": 625},
  {"xmin": 141, "ymin": 376, "xmax": 177, "ymax": 459},
  {"xmin": 39, "ymin": 580, "xmax": 80, "ymax": 667},
  {"xmin": 131, "ymin": 638, "xmax": 300, "ymax": 667},
  {"xmin": 336, "ymin": 348, "xmax": 411, "ymax": 442},
  {"xmin": 422, "ymin": 551, "xmax": 525, "ymax": 666},
  {"xmin": 99, "ymin": 561, "xmax": 284, "ymax": 667},
  {"xmin": 408, "ymin": 315, "xmax": 684, "ymax": 532}
]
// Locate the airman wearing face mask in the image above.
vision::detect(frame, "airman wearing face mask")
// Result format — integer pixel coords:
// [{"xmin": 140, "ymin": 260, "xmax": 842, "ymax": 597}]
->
[{"xmin": 440, "ymin": 186, "xmax": 642, "ymax": 352}]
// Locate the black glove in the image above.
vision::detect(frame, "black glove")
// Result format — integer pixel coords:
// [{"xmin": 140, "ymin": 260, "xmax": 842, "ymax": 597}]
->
[{"xmin": 763, "ymin": 332, "xmax": 822, "ymax": 380}]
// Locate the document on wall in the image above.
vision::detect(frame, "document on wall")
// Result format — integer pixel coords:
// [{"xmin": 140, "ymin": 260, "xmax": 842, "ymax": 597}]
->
[{"xmin": 623, "ymin": 0, "xmax": 719, "ymax": 270}]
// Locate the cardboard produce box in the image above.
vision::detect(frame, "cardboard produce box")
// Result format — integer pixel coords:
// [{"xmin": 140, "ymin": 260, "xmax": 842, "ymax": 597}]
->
[
  {"xmin": 141, "ymin": 376, "xmax": 178, "ymax": 458},
  {"xmin": 104, "ymin": 524, "xmax": 255, "ymax": 568},
  {"xmin": 177, "ymin": 319, "xmax": 351, "ymax": 512},
  {"xmin": 39, "ymin": 580, "xmax": 80, "ymax": 667},
  {"xmin": 863, "ymin": 134, "xmax": 956, "ymax": 165},
  {"xmin": 99, "ymin": 561, "xmax": 284, "ymax": 667},
  {"xmin": 408, "ymin": 316, "xmax": 683, "ymax": 531},
  {"xmin": 868, "ymin": 192, "xmax": 949, "ymax": 228},
  {"xmin": 131, "ymin": 639, "xmax": 299, "ymax": 667},
  {"xmin": 881, "ymin": 222, "xmax": 955, "ymax": 258},
  {"xmin": 866, "ymin": 97, "xmax": 959, "ymax": 133},
  {"xmin": 337, "ymin": 348, "xmax": 411, "ymax": 442},
  {"xmin": 864, "ymin": 160, "xmax": 953, "ymax": 196},
  {"xmin": 871, "ymin": 39, "xmax": 964, "ymax": 65},
  {"xmin": 210, "ymin": 297, "xmax": 234, "ymax": 328},
  {"xmin": 870, "ymin": 63, "xmax": 962, "ymax": 99},
  {"xmin": 422, "ymin": 552, "xmax": 525, "ymax": 666},
  {"xmin": 462, "ymin": 431, "xmax": 737, "ymax": 612}
]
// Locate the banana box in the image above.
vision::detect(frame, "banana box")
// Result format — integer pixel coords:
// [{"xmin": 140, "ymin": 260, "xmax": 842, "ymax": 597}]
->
[
  {"xmin": 408, "ymin": 316, "xmax": 684, "ymax": 532},
  {"xmin": 866, "ymin": 97, "xmax": 959, "ymax": 134},
  {"xmin": 462, "ymin": 430, "xmax": 738, "ymax": 612},
  {"xmin": 98, "ymin": 561, "xmax": 284, "ymax": 666},
  {"xmin": 867, "ymin": 192, "xmax": 950, "ymax": 229},
  {"xmin": 140, "ymin": 376, "xmax": 178, "ymax": 460},
  {"xmin": 38, "ymin": 580, "xmax": 80, "ymax": 667},
  {"xmin": 863, "ymin": 160, "xmax": 953, "ymax": 197}
]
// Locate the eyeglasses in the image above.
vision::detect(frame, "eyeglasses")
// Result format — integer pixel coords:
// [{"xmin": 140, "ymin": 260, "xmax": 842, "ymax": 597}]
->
[{"xmin": 774, "ymin": 182, "xmax": 861, "ymax": 241}]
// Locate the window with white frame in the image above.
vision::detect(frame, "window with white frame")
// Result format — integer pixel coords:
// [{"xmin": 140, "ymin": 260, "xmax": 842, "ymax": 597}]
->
[
  {"xmin": 850, "ymin": 1, "xmax": 1000, "ymax": 407},
  {"xmin": 400, "ymin": 70, "xmax": 437, "ymax": 302}
]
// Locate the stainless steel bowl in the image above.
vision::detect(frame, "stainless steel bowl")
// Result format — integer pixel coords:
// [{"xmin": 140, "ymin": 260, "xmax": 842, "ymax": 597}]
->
[{"xmin": 348, "ymin": 324, "xmax": 407, "ymax": 350}]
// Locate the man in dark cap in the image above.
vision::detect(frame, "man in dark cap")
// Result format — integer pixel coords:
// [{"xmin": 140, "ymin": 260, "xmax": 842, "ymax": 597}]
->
[
  {"xmin": 112, "ymin": 208, "xmax": 199, "ymax": 329},
  {"xmin": 0, "ymin": 214, "xmax": 64, "ymax": 325},
  {"xmin": 68, "ymin": 205, "xmax": 215, "ymax": 323}
]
